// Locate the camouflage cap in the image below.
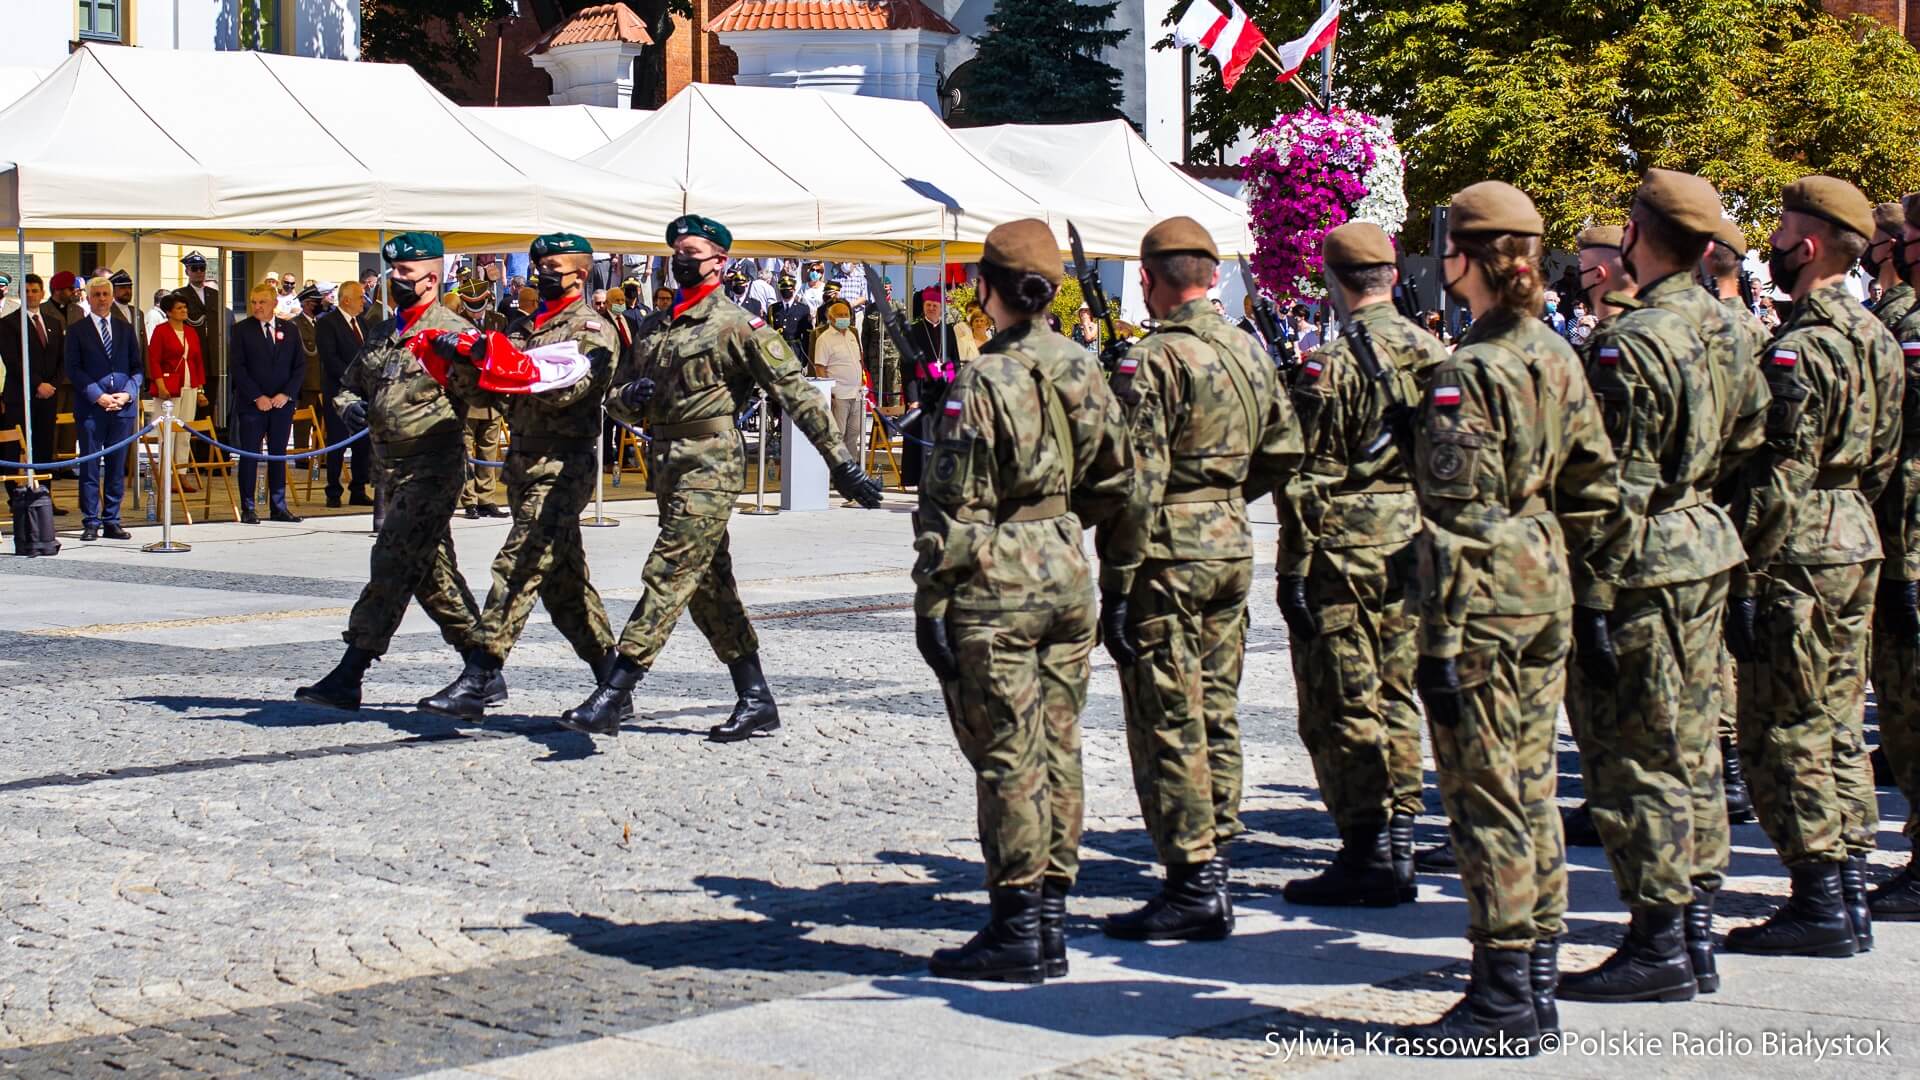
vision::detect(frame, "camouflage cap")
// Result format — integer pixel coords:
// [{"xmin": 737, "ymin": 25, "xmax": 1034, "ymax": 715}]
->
[
  {"xmin": 1634, "ymin": 169, "xmax": 1723, "ymax": 236},
  {"xmin": 1321, "ymin": 221, "xmax": 1395, "ymax": 268},
  {"xmin": 983, "ymin": 218, "xmax": 1064, "ymax": 284},
  {"xmin": 382, "ymin": 231, "xmax": 444, "ymax": 263},
  {"xmin": 1577, "ymin": 225, "xmax": 1624, "ymax": 250},
  {"xmin": 529, "ymin": 232, "xmax": 592, "ymax": 259},
  {"xmin": 1781, "ymin": 175, "xmax": 1873, "ymax": 240},
  {"xmin": 666, "ymin": 214, "xmax": 731, "ymax": 251},
  {"xmin": 1874, "ymin": 201, "xmax": 1907, "ymax": 240},
  {"xmin": 1448, "ymin": 181, "xmax": 1543, "ymax": 237},
  {"xmin": 1710, "ymin": 218, "xmax": 1748, "ymax": 255},
  {"xmin": 1139, "ymin": 215, "xmax": 1219, "ymax": 261}
]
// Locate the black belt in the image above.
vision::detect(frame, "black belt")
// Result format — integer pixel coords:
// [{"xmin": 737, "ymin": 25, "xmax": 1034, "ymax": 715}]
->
[{"xmin": 378, "ymin": 432, "xmax": 461, "ymax": 458}]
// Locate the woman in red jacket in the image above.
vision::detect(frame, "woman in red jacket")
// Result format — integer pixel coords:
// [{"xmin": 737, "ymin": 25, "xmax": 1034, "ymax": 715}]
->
[{"xmin": 148, "ymin": 294, "xmax": 206, "ymax": 489}]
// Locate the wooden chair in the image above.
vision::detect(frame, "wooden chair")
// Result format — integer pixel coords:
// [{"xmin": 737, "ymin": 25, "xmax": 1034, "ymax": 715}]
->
[
  {"xmin": 866, "ymin": 410, "xmax": 902, "ymax": 490},
  {"xmin": 178, "ymin": 418, "xmax": 241, "ymax": 522},
  {"xmin": 608, "ymin": 423, "xmax": 648, "ymax": 490},
  {"xmin": 0, "ymin": 426, "xmax": 53, "ymax": 488},
  {"xmin": 287, "ymin": 404, "xmax": 326, "ymax": 506},
  {"xmin": 53, "ymin": 411, "xmax": 76, "ymax": 461}
]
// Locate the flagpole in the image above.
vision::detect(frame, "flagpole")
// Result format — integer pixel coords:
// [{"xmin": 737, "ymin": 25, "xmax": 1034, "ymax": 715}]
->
[{"xmin": 1254, "ymin": 45, "xmax": 1325, "ymax": 111}]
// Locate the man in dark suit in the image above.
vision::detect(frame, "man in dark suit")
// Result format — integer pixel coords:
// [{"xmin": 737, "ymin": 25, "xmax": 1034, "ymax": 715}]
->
[
  {"xmin": 110, "ymin": 269, "xmax": 148, "ymax": 372},
  {"xmin": 65, "ymin": 275, "xmax": 141, "ymax": 540},
  {"xmin": 317, "ymin": 280, "xmax": 373, "ymax": 508},
  {"xmin": 230, "ymin": 283, "xmax": 306, "ymax": 524},
  {"xmin": 170, "ymin": 252, "xmax": 225, "ymax": 430},
  {"xmin": 2, "ymin": 274, "xmax": 68, "ymax": 508},
  {"xmin": 357, "ymin": 269, "xmax": 387, "ymax": 336}
]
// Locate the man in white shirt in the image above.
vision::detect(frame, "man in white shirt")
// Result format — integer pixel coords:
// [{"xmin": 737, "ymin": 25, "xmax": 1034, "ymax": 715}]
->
[
  {"xmin": 273, "ymin": 272, "xmax": 301, "ymax": 319},
  {"xmin": 744, "ymin": 259, "xmax": 779, "ymax": 311}
]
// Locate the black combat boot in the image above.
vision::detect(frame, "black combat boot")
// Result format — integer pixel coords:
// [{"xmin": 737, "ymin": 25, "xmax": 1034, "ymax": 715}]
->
[
  {"xmin": 1842, "ymin": 856, "xmax": 1874, "ymax": 953},
  {"xmin": 588, "ymin": 650, "xmax": 635, "ymax": 724},
  {"xmin": 928, "ymin": 886, "xmax": 1045, "ymax": 984},
  {"xmin": 1102, "ymin": 861, "xmax": 1231, "ymax": 942},
  {"xmin": 1283, "ymin": 825, "xmax": 1400, "ymax": 907},
  {"xmin": 1723, "ymin": 735, "xmax": 1756, "ymax": 823},
  {"xmin": 1686, "ymin": 886, "xmax": 1719, "ymax": 994},
  {"xmin": 1390, "ymin": 813, "xmax": 1417, "ymax": 902},
  {"xmin": 1528, "ymin": 938, "xmax": 1560, "ymax": 1035},
  {"xmin": 418, "ymin": 650, "xmax": 506, "ymax": 718},
  {"xmin": 1415, "ymin": 838, "xmax": 1457, "ymax": 873},
  {"xmin": 1401, "ymin": 946, "xmax": 1540, "ymax": 1056},
  {"xmin": 1207, "ymin": 851, "xmax": 1235, "ymax": 936},
  {"xmin": 709, "ymin": 653, "xmax": 781, "ymax": 741},
  {"xmin": 560, "ymin": 653, "xmax": 643, "ymax": 736},
  {"xmin": 1871, "ymin": 745, "xmax": 1892, "ymax": 786},
  {"xmin": 1868, "ymin": 852, "xmax": 1920, "ymax": 921},
  {"xmin": 294, "ymin": 645, "xmax": 377, "ymax": 711},
  {"xmin": 1039, "ymin": 878, "xmax": 1070, "ymax": 979},
  {"xmin": 1724, "ymin": 862, "xmax": 1858, "ymax": 958},
  {"xmin": 1557, "ymin": 905, "xmax": 1696, "ymax": 1003},
  {"xmin": 1562, "ymin": 801, "xmax": 1603, "ymax": 847}
]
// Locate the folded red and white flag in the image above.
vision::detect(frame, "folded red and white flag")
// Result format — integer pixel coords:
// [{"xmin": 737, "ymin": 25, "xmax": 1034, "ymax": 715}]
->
[
  {"xmin": 410, "ymin": 330, "xmax": 596, "ymax": 395},
  {"xmin": 1174, "ymin": 0, "xmax": 1267, "ymax": 92},
  {"xmin": 1274, "ymin": 1, "xmax": 1340, "ymax": 83}
]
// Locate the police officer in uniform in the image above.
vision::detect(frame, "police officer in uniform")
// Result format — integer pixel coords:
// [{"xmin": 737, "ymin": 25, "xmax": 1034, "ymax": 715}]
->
[
  {"xmin": 566, "ymin": 216, "xmax": 885, "ymax": 738},
  {"xmin": 1277, "ymin": 222, "xmax": 1445, "ymax": 908},
  {"xmin": 1402, "ymin": 182, "xmax": 1617, "ymax": 1051},
  {"xmin": 296, "ymin": 233, "xmax": 489, "ymax": 711},
  {"xmin": 455, "ymin": 278, "xmax": 509, "ymax": 519},
  {"xmin": 766, "ymin": 271, "xmax": 814, "ymax": 364},
  {"xmin": 1099, "ymin": 217, "xmax": 1302, "ymax": 943}
]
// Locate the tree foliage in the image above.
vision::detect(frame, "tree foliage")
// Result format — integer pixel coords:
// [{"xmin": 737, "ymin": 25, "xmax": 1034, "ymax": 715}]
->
[
  {"xmin": 1179, "ymin": 1, "xmax": 1920, "ymax": 249},
  {"xmin": 360, "ymin": 0, "xmax": 517, "ymax": 96},
  {"xmin": 961, "ymin": 0, "xmax": 1131, "ymax": 125}
]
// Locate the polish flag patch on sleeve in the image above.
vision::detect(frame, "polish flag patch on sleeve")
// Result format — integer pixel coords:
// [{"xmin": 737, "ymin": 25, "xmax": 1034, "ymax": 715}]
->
[
  {"xmin": 1301, "ymin": 358, "xmax": 1324, "ymax": 379},
  {"xmin": 1433, "ymin": 385, "xmax": 1462, "ymax": 407},
  {"xmin": 1117, "ymin": 356, "xmax": 1139, "ymax": 376},
  {"xmin": 1595, "ymin": 346, "xmax": 1621, "ymax": 367},
  {"xmin": 1902, "ymin": 341, "xmax": 1920, "ymax": 358},
  {"xmin": 943, "ymin": 398, "xmax": 964, "ymax": 419},
  {"xmin": 750, "ymin": 315, "xmax": 767, "ymax": 330},
  {"xmin": 1772, "ymin": 348, "xmax": 1799, "ymax": 368}
]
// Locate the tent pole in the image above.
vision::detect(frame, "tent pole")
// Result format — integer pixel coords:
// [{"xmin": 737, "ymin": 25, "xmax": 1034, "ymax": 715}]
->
[
  {"xmin": 15, "ymin": 228, "xmax": 32, "ymax": 492},
  {"xmin": 938, "ymin": 235, "xmax": 947, "ymax": 371},
  {"xmin": 129, "ymin": 231, "xmax": 142, "ymax": 513}
]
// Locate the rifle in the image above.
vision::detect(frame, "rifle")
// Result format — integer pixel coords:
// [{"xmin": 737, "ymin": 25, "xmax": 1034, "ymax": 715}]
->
[
  {"xmin": 1346, "ymin": 317, "xmax": 1414, "ymax": 461},
  {"xmin": 862, "ymin": 262, "xmax": 932, "ymax": 436},
  {"xmin": 1237, "ymin": 256, "xmax": 1293, "ymax": 373},
  {"xmin": 1068, "ymin": 222, "xmax": 1132, "ymax": 374}
]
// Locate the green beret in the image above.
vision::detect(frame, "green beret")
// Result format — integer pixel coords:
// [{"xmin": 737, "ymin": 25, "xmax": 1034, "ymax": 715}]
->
[
  {"xmin": 1449, "ymin": 181, "xmax": 1543, "ymax": 237},
  {"xmin": 1634, "ymin": 169, "xmax": 1723, "ymax": 237},
  {"xmin": 382, "ymin": 231, "xmax": 444, "ymax": 263},
  {"xmin": 666, "ymin": 215, "xmax": 732, "ymax": 251},
  {"xmin": 530, "ymin": 233, "xmax": 592, "ymax": 260},
  {"xmin": 1782, "ymin": 176, "xmax": 1873, "ymax": 241}
]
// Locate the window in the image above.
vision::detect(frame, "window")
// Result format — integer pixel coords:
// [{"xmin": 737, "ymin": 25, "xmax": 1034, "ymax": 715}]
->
[
  {"xmin": 239, "ymin": 0, "xmax": 283, "ymax": 53},
  {"xmin": 77, "ymin": 0, "xmax": 122, "ymax": 43}
]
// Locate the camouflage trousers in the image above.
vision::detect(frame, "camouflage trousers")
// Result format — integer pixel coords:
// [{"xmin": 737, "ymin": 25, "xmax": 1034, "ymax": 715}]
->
[
  {"xmin": 1121, "ymin": 557, "xmax": 1252, "ymax": 867},
  {"xmin": 1428, "ymin": 611, "xmax": 1569, "ymax": 950},
  {"xmin": 1873, "ymin": 609, "xmax": 1920, "ymax": 841},
  {"xmin": 1566, "ymin": 575, "xmax": 1730, "ymax": 909},
  {"xmin": 1738, "ymin": 561, "xmax": 1879, "ymax": 865},
  {"xmin": 615, "ymin": 488, "xmax": 758, "ymax": 669},
  {"xmin": 343, "ymin": 443, "xmax": 478, "ymax": 655},
  {"xmin": 1290, "ymin": 542, "xmax": 1423, "ymax": 837},
  {"xmin": 461, "ymin": 412, "xmax": 504, "ymax": 508},
  {"xmin": 468, "ymin": 447, "xmax": 614, "ymax": 666},
  {"xmin": 942, "ymin": 596, "xmax": 1097, "ymax": 889}
]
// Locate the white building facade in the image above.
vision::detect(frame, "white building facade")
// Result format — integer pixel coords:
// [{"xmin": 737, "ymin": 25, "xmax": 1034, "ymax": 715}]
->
[{"xmin": 0, "ymin": 0, "xmax": 359, "ymax": 69}]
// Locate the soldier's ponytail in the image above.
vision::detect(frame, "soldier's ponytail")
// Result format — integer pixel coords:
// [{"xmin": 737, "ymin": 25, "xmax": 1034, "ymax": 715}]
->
[
  {"xmin": 978, "ymin": 259, "xmax": 1057, "ymax": 317},
  {"xmin": 1451, "ymin": 233, "xmax": 1545, "ymax": 318}
]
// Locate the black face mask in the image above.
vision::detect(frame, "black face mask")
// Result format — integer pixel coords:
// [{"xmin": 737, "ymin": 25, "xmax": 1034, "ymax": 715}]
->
[
  {"xmin": 536, "ymin": 268, "xmax": 568, "ymax": 302},
  {"xmin": 1441, "ymin": 252, "xmax": 1470, "ymax": 299},
  {"xmin": 671, "ymin": 253, "xmax": 709, "ymax": 288},
  {"xmin": 1580, "ymin": 266, "xmax": 1606, "ymax": 308},
  {"xmin": 778, "ymin": 286, "xmax": 795, "ymax": 299},
  {"xmin": 387, "ymin": 273, "xmax": 421, "ymax": 311},
  {"xmin": 727, "ymin": 281, "xmax": 747, "ymax": 297},
  {"xmin": 1895, "ymin": 237, "xmax": 1917, "ymax": 282},
  {"xmin": 1769, "ymin": 241, "xmax": 1809, "ymax": 297},
  {"xmin": 1619, "ymin": 230, "xmax": 1641, "ymax": 283},
  {"xmin": 1863, "ymin": 241, "xmax": 1887, "ymax": 281}
]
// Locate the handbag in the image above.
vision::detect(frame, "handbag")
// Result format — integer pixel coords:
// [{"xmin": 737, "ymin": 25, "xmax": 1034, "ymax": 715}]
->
[{"xmin": 9, "ymin": 485, "xmax": 60, "ymax": 557}]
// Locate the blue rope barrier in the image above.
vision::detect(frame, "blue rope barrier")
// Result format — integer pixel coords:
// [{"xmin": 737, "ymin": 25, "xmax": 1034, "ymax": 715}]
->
[
  {"xmin": 877, "ymin": 409, "xmax": 933, "ymax": 448},
  {"xmin": 468, "ymin": 457, "xmax": 506, "ymax": 469},
  {"xmin": 608, "ymin": 415, "xmax": 652, "ymax": 444},
  {"xmin": 0, "ymin": 418, "xmax": 163, "ymax": 471},
  {"xmin": 183, "ymin": 424, "xmax": 369, "ymax": 463}
]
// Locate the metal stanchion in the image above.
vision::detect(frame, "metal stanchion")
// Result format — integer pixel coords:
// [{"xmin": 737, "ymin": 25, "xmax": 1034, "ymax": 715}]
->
[
  {"xmin": 582, "ymin": 404, "xmax": 619, "ymax": 527},
  {"xmin": 739, "ymin": 388, "xmax": 777, "ymax": 515},
  {"xmin": 142, "ymin": 402, "xmax": 190, "ymax": 553}
]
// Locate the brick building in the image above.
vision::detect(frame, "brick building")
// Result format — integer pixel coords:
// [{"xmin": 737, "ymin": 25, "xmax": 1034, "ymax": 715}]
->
[{"xmin": 1826, "ymin": 0, "xmax": 1920, "ymax": 46}]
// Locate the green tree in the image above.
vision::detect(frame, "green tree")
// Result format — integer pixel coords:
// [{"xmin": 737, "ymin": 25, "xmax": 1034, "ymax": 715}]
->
[
  {"xmin": 360, "ymin": 0, "xmax": 517, "ymax": 97},
  {"xmin": 1179, "ymin": 1, "xmax": 1920, "ymax": 249},
  {"xmin": 960, "ymin": 0, "xmax": 1131, "ymax": 125}
]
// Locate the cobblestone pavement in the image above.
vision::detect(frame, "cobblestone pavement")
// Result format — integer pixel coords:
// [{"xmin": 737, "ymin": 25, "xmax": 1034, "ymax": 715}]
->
[{"xmin": 1, "ymin": 505, "xmax": 1914, "ymax": 1078}]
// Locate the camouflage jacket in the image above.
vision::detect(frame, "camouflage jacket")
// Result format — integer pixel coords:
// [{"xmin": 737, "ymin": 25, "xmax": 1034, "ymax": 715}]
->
[
  {"xmin": 1276, "ymin": 301, "xmax": 1447, "ymax": 576},
  {"xmin": 1099, "ymin": 298, "xmax": 1302, "ymax": 595},
  {"xmin": 1633, "ymin": 274, "xmax": 1771, "ymax": 492},
  {"xmin": 912, "ymin": 324, "xmax": 1092, "ymax": 621},
  {"xmin": 1413, "ymin": 309, "xmax": 1619, "ymax": 658},
  {"xmin": 1729, "ymin": 283, "xmax": 1902, "ymax": 589},
  {"xmin": 992, "ymin": 321, "xmax": 1133, "ymax": 532},
  {"xmin": 608, "ymin": 284, "xmax": 847, "ymax": 500},
  {"xmin": 1575, "ymin": 277, "xmax": 1744, "ymax": 608},
  {"xmin": 1880, "ymin": 305, "xmax": 1920, "ymax": 582},
  {"xmin": 335, "ymin": 300, "xmax": 473, "ymax": 450},
  {"xmin": 450, "ymin": 294, "xmax": 618, "ymax": 446},
  {"xmin": 1873, "ymin": 282, "xmax": 1917, "ymax": 334}
]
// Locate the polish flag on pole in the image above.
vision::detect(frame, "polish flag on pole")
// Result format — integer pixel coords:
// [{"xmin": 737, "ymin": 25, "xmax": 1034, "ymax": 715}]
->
[
  {"xmin": 1173, "ymin": 1, "xmax": 1268, "ymax": 92},
  {"xmin": 1273, "ymin": 1, "xmax": 1340, "ymax": 82}
]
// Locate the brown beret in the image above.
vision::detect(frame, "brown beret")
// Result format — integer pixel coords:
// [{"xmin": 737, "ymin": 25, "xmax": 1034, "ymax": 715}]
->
[
  {"xmin": 1577, "ymin": 225, "xmax": 1624, "ymax": 251},
  {"xmin": 1633, "ymin": 169, "xmax": 1723, "ymax": 236},
  {"xmin": 1321, "ymin": 221, "xmax": 1395, "ymax": 268},
  {"xmin": 1140, "ymin": 216, "xmax": 1220, "ymax": 261},
  {"xmin": 1874, "ymin": 202, "xmax": 1907, "ymax": 239},
  {"xmin": 1710, "ymin": 218, "xmax": 1748, "ymax": 256},
  {"xmin": 981, "ymin": 218, "xmax": 1062, "ymax": 285},
  {"xmin": 1782, "ymin": 175, "xmax": 1873, "ymax": 240},
  {"xmin": 1904, "ymin": 194, "xmax": 1920, "ymax": 230},
  {"xmin": 1448, "ymin": 181, "xmax": 1543, "ymax": 237}
]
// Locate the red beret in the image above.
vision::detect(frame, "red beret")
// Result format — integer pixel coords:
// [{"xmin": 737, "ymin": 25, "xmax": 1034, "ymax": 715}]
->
[{"xmin": 50, "ymin": 270, "xmax": 77, "ymax": 290}]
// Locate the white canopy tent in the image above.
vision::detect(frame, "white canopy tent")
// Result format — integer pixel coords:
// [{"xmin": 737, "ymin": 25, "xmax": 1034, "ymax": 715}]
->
[
  {"xmin": 0, "ymin": 67, "xmax": 48, "ymax": 114},
  {"xmin": 464, "ymin": 105, "xmax": 650, "ymax": 160},
  {"xmin": 0, "ymin": 45, "xmax": 680, "ymax": 251}
]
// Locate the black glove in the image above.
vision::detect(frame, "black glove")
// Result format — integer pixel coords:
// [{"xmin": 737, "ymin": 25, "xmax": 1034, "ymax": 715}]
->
[
  {"xmin": 1726, "ymin": 596, "xmax": 1758, "ymax": 663},
  {"xmin": 466, "ymin": 330, "xmax": 490, "ymax": 363},
  {"xmin": 1415, "ymin": 655, "xmax": 1462, "ymax": 728},
  {"xmin": 1886, "ymin": 579, "xmax": 1920, "ymax": 647},
  {"xmin": 1099, "ymin": 591, "xmax": 1137, "ymax": 668},
  {"xmin": 619, "ymin": 377, "xmax": 656, "ymax": 411},
  {"xmin": 339, "ymin": 400, "xmax": 368, "ymax": 435},
  {"xmin": 427, "ymin": 332, "xmax": 468, "ymax": 365},
  {"xmin": 831, "ymin": 460, "xmax": 884, "ymax": 508},
  {"xmin": 916, "ymin": 614, "xmax": 959, "ymax": 682},
  {"xmin": 1277, "ymin": 575, "xmax": 1317, "ymax": 640},
  {"xmin": 1572, "ymin": 605, "xmax": 1619, "ymax": 683}
]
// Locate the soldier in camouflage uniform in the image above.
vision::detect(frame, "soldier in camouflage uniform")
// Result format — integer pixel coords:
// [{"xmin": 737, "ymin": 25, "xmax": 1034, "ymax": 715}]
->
[
  {"xmin": 1557, "ymin": 171, "xmax": 1759, "ymax": 1004},
  {"xmin": 455, "ymin": 279, "xmax": 509, "ymax": 519},
  {"xmin": 566, "ymin": 216, "xmax": 885, "ymax": 739},
  {"xmin": 421, "ymin": 234, "xmax": 622, "ymax": 721},
  {"xmin": 1869, "ymin": 194, "xmax": 1920, "ymax": 922},
  {"xmin": 295, "ymin": 233, "xmax": 488, "ymax": 712},
  {"xmin": 1724, "ymin": 177, "xmax": 1901, "ymax": 959},
  {"xmin": 1401, "ymin": 183, "xmax": 1617, "ymax": 1053},
  {"xmin": 911, "ymin": 219, "xmax": 1132, "ymax": 984},
  {"xmin": 1868, "ymin": 203, "xmax": 1917, "ymax": 330},
  {"xmin": 1275, "ymin": 222, "xmax": 1444, "ymax": 909},
  {"xmin": 1098, "ymin": 217, "xmax": 1302, "ymax": 943}
]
